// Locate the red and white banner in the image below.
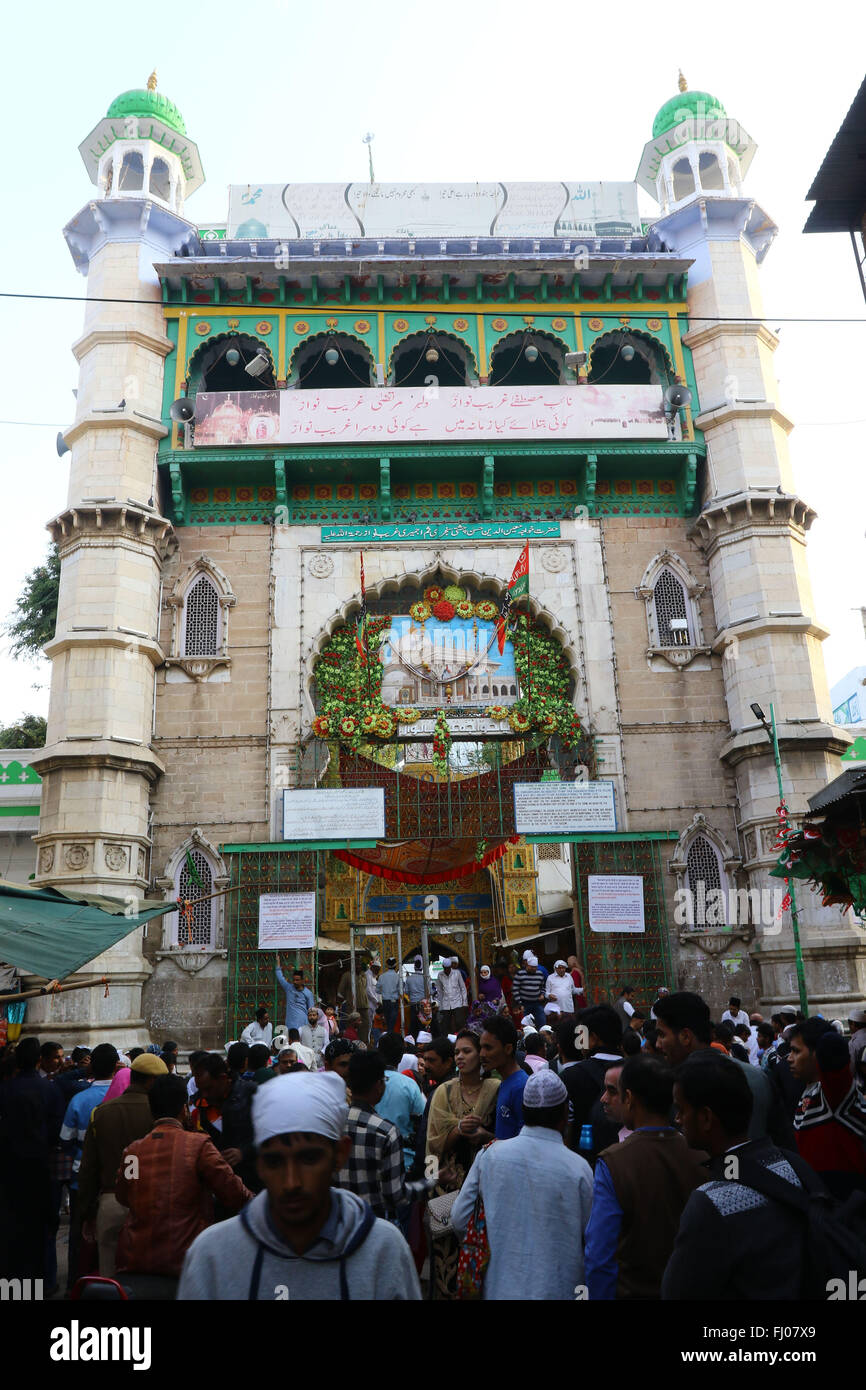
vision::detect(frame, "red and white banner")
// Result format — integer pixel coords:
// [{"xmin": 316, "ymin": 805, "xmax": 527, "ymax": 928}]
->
[{"xmin": 194, "ymin": 383, "xmax": 667, "ymax": 447}]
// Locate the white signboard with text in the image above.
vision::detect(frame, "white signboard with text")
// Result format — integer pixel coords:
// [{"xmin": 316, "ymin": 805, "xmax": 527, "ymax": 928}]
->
[
  {"xmin": 258, "ymin": 893, "xmax": 317, "ymax": 950},
  {"xmin": 513, "ymin": 780, "xmax": 617, "ymax": 835},
  {"xmin": 587, "ymin": 876, "xmax": 645, "ymax": 933},
  {"xmin": 282, "ymin": 787, "xmax": 385, "ymax": 841},
  {"xmin": 228, "ymin": 181, "xmax": 643, "ymax": 240}
]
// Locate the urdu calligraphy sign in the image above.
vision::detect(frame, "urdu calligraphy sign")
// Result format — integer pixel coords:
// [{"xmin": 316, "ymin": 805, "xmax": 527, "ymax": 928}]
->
[{"xmin": 193, "ymin": 384, "xmax": 667, "ymax": 448}]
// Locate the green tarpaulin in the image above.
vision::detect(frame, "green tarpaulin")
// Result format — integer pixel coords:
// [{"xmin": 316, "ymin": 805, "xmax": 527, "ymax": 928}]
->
[{"xmin": 0, "ymin": 878, "xmax": 178, "ymax": 981}]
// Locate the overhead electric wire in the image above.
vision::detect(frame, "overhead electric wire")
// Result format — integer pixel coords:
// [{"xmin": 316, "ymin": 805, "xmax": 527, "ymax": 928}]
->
[{"xmin": 1, "ymin": 290, "xmax": 865, "ymax": 323}]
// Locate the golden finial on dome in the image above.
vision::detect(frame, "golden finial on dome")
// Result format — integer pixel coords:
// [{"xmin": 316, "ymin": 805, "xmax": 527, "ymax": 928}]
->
[
  {"xmin": 678, "ymin": 70, "xmax": 688, "ymax": 93},
  {"xmin": 147, "ymin": 70, "xmax": 157, "ymax": 92}
]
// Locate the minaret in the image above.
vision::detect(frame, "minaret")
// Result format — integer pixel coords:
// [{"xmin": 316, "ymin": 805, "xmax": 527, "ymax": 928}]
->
[
  {"xmin": 638, "ymin": 81, "xmax": 856, "ymax": 1010},
  {"xmin": 27, "ymin": 77, "xmax": 204, "ymax": 1047}
]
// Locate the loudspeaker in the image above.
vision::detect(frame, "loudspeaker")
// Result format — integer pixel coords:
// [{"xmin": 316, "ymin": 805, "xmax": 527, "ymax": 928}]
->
[{"xmin": 170, "ymin": 398, "xmax": 195, "ymax": 423}]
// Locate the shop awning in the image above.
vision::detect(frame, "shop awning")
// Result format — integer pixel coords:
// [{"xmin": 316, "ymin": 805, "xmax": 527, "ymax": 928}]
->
[
  {"xmin": 492, "ymin": 925, "xmax": 569, "ymax": 949},
  {"xmin": 0, "ymin": 879, "xmax": 178, "ymax": 982}
]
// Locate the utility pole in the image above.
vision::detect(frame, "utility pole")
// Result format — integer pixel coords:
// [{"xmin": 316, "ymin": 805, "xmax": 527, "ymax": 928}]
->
[{"xmin": 751, "ymin": 701, "xmax": 809, "ymax": 1016}]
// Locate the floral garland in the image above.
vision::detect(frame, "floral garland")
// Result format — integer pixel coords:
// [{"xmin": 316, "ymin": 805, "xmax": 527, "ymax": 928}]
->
[
  {"xmin": 312, "ymin": 596, "xmax": 581, "ymax": 752},
  {"xmin": 431, "ymin": 709, "xmax": 452, "ymax": 777},
  {"xmin": 506, "ymin": 612, "xmax": 582, "ymax": 747}
]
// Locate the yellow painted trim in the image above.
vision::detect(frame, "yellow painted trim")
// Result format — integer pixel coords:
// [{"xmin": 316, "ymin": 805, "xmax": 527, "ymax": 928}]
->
[
  {"xmin": 278, "ymin": 312, "xmax": 286, "ymax": 381},
  {"xmin": 377, "ymin": 311, "xmax": 386, "ymax": 372},
  {"xmin": 667, "ymin": 308, "xmax": 694, "ymax": 441},
  {"xmin": 476, "ymin": 314, "xmax": 488, "ymax": 378},
  {"xmin": 172, "ymin": 312, "xmax": 189, "ymax": 449}
]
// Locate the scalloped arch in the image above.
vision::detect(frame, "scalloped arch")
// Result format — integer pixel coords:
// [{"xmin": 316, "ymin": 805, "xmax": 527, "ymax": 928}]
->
[
  {"xmin": 185, "ymin": 331, "xmax": 275, "ymax": 389},
  {"xmin": 387, "ymin": 330, "xmax": 478, "ymax": 380},
  {"xmin": 489, "ymin": 327, "xmax": 569, "ymax": 365},
  {"xmin": 304, "ymin": 558, "xmax": 581, "ymax": 718},
  {"xmin": 288, "ymin": 330, "xmax": 376, "ymax": 380},
  {"xmin": 586, "ymin": 328, "xmax": 674, "ymax": 378}
]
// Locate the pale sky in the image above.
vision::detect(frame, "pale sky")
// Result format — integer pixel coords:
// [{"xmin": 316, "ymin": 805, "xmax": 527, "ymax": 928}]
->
[{"xmin": 1, "ymin": 0, "xmax": 865, "ymax": 725}]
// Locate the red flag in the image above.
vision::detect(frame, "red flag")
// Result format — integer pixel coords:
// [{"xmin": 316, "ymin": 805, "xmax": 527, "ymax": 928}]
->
[{"xmin": 508, "ymin": 542, "xmax": 529, "ymax": 599}]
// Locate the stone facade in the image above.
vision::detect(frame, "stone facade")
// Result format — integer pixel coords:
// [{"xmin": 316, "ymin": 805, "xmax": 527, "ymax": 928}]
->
[{"xmin": 23, "ymin": 79, "xmax": 864, "ymax": 1048}]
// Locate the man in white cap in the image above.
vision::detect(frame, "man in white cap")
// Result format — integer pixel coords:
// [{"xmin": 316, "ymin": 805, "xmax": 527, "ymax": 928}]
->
[
  {"xmin": 450, "ymin": 1069, "xmax": 593, "ymax": 1300},
  {"xmin": 848, "ymin": 1007, "xmax": 866, "ymax": 1072},
  {"xmin": 434, "ymin": 957, "xmax": 468, "ymax": 1036},
  {"xmin": 177, "ymin": 1071, "xmax": 421, "ymax": 1300},
  {"xmin": 545, "ymin": 961, "xmax": 579, "ymax": 1026}
]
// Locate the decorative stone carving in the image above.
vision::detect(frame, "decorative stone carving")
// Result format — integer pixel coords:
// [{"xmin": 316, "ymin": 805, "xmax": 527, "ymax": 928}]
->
[
  {"xmin": 743, "ymin": 829, "xmax": 758, "ymax": 860},
  {"xmin": 760, "ymin": 825, "xmax": 780, "ymax": 854},
  {"xmin": 164, "ymin": 655, "xmax": 231, "ymax": 682},
  {"xmin": 38, "ymin": 846, "xmax": 55, "ymax": 874},
  {"xmin": 155, "ymin": 948, "xmax": 228, "ymax": 975},
  {"xmin": 540, "ymin": 548, "xmax": 568, "ymax": 574},
  {"xmin": 64, "ymin": 843, "xmax": 90, "ymax": 870},
  {"xmin": 138, "ymin": 848, "xmax": 147, "ymax": 877},
  {"xmin": 308, "ymin": 552, "xmax": 335, "ymax": 579},
  {"xmin": 678, "ymin": 929, "xmax": 754, "ymax": 958},
  {"xmin": 105, "ymin": 844, "xmax": 129, "ymax": 872}
]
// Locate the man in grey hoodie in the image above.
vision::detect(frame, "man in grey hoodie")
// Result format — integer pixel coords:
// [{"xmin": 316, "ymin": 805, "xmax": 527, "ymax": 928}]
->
[{"xmin": 177, "ymin": 1070, "xmax": 421, "ymax": 1301}]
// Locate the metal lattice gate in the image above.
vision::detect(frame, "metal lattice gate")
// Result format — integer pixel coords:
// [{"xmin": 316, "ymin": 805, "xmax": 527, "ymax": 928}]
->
[
  {"xmin": 225, "ymin": 849, "xmax": 343, "ymax": 1043},
  {"xmin": 574, "ymin": 840, "xmax": 674, "ymax": 1007}
]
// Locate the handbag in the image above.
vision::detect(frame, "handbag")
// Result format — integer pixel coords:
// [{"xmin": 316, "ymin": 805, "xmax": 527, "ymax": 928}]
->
[
  {"xmin": 426, "ymin": 1189, "xmax": 459, "ymax": 1239},
  {"xmin": 456, "ymin": 1139, "xmax": 495, "ymax": 1299},
  {"xmin": 456, "ymin": 1195, "xmax": 490, "ymax": 1299}
]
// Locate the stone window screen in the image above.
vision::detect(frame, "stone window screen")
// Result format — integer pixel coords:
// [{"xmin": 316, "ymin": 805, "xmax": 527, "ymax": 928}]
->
[
  {"xmin": 537, "ymin": 843, "xmax": 564, "ymax": 861},
  {"xmin": 653, "ymin": 568, "xmax": 691, "ymax": 646},
  {"xmin": 173, "ymin": 849, "xmax": 215, "ymax": 947},
  {"xmin": 685, "ymin": 834, "xmax": 724, "ymax": 927},
  {"xmin": 182, "ymin": 575, "xmax": 221, "ymax": 656}
]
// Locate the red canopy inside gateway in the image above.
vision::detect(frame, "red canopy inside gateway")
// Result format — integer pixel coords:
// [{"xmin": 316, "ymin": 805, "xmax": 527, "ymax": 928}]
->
[{"xmin": 332, "ymin": 836, "xmax": 517, "ymax": 885}]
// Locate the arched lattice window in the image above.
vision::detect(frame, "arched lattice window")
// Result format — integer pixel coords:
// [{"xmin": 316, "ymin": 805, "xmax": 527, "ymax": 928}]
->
[
  {"xmin": 182, "ymin": 575, "xmax": 220, "ymax": 656},
  {"xmin": 653, "ymin": 568, "xmax": 691, "ymax": 646},
  {"xmin": 685, "ymin": 834, "xmax": 724, "ymax": 928},
  {"xmin": 173, "ymin": 848, "xmax": 215, "ymax": 947}
]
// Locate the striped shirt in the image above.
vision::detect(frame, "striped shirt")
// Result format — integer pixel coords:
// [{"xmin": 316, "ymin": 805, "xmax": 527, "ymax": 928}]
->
[{"xmin": 514, "ymin": 968, "xmax": 546, "ymax": 1007}]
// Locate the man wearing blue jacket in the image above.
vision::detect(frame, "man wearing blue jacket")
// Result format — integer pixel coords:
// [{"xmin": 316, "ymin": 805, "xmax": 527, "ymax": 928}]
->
[{"xmin": 177, "ymin": 1071, "xmax": 421, "ymax": 1300}]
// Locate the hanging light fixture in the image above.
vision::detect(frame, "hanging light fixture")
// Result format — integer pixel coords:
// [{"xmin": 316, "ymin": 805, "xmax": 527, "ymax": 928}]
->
[
  {"xmin": 524, "ymin": 342, "xmax": 539, "ymax": 363},
  {"xmin": 620, "ymin": 337, "xmax": 636, "ymax": 363},
  {"xmin": 324, "ymin": 347, "xmax": 339, "ymax": 366},
  {"xmin": 425, "ymin": 344, "xmax": 439, "ymax": 364},
  {"xmin": 225, "ymin": 347, "xmax": 241, "ymax": 366}
]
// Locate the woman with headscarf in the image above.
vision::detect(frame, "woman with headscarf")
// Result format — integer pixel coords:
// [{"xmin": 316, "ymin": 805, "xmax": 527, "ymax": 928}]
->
[
  {"xmin": 425, "ymin": 1028, "xmax": 499, "ymax": 1300},
  {"xmin": 467, "ymin": 964, "xmax": 504, "ymax": 1036}
]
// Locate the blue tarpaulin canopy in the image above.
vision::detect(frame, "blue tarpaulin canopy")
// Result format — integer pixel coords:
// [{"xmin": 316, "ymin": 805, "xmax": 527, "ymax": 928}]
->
[{"xmin": 0, "ymin": 878, "xmax": 178, "ymax": 982}]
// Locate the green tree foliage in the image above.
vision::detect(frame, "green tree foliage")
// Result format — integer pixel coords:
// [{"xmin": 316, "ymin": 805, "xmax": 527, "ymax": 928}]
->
[
  {"xmin": 5, "ymin": 545, "xmax": 60, "ymax": 660},
  {"xmin": 0, "ymin": 713, "xmax": 47, "ymax": 748}
]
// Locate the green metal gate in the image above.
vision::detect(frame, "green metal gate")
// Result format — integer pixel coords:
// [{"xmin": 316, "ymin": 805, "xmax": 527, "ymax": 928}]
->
[
  {"xmin": 573, "ymin": 838, "xmax": 674, "ymax": 1009},
  {"xmin": 223, "ymin": 847, "xmax": 335, "ymax": 1043}
]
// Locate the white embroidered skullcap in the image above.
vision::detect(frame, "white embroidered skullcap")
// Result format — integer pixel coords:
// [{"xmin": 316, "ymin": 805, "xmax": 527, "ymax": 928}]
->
[
  {"xmin": 520, "ymin": 1015, "xmax": 538, "ymax": 1033},
  {"xmin": 417, "ymin": 1031, "xmax": 433, "ymax": 1044},
  {"xmin": 554, "ymin": 960, "xmax": 568, "ymax": 969},
  {"xmin": 252, "ymin": 1070, "xmax": 348, "ymax": 1146},
  {"xmin": 544, "ymin": 1002, "xmax": 561, "ymax": 1016},
  {"xmin": 404, "ymin": 1035, "xmax": 416, "ymax": 1045},
  {"xmin": 525, "ymin": 953, "xmax": 539, "ymax": 968},
  {"xmin": 522, "ymin": 950, "xmax": 532, "ymax": 960},
  {"xmin": 523, "ymin": 1069, "xmax": 568, "ymax": 1109},
  {"xmin": 447, "ymin": 1034, "xmax": 458, "ymax": 1043}
]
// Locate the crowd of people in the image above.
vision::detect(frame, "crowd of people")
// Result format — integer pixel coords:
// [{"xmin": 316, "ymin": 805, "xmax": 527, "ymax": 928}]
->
[{"xmin": 2, "ymin": 957, "xmax": 866, "ymax": 1302}]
